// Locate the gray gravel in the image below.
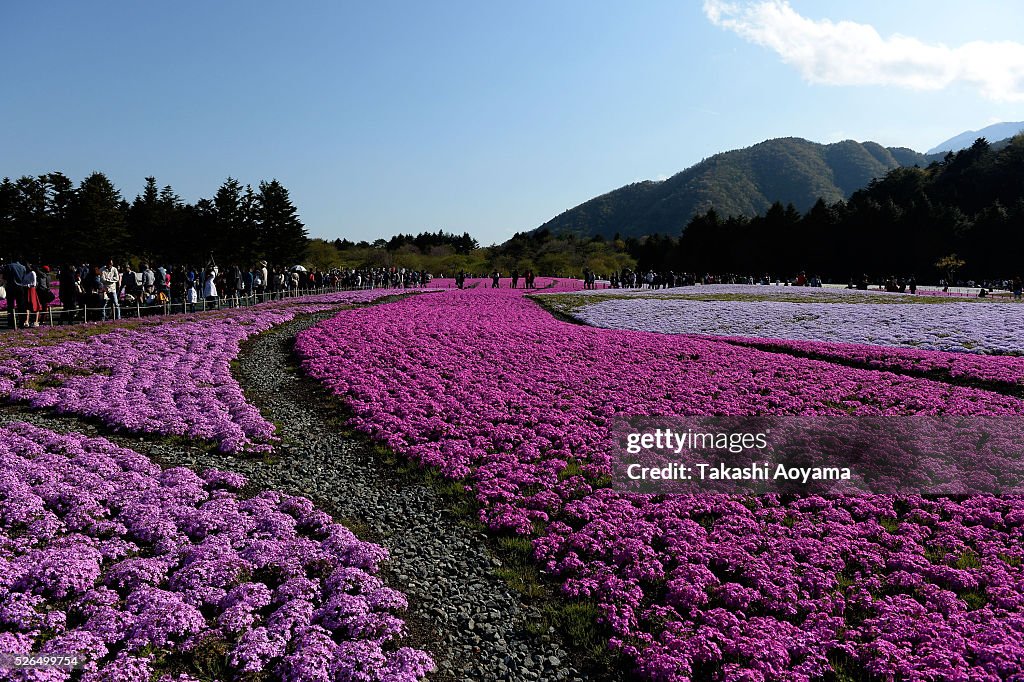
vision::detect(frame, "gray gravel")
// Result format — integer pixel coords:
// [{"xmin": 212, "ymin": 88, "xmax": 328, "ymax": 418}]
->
[{"xmin": 1, "ymin": 310, "xmax": 622, "ymax": 682}]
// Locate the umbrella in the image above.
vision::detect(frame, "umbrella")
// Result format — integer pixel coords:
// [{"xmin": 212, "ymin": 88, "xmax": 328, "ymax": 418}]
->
[{"xmin": 290, "ymin": 265, "xmax": 308, "ymax": 272}]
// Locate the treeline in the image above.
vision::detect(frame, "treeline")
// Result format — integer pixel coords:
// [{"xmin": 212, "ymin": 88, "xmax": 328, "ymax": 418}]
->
[
  {"xmin": 0, "ymin": 172, "xmax": 308, "ymax": 267},
  {"xmin": 303, "ymin": 228, "xmax": 637, "ymax": 276},
  {"xmin": 634, "ymin": 136, "xmax": 1024, "ymax": 280}
]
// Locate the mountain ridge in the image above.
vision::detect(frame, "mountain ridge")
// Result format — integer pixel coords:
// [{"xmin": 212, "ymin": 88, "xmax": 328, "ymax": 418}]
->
[
  {"xmin": 534, "ymin": 137, "xmax": 931, "ymax": 239},
  {"xmin": 927, "ymin": 121, "xmax": 1024, "ymax": 154}
]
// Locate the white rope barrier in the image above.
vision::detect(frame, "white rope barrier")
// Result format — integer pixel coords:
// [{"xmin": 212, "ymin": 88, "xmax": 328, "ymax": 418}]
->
[{"xmin": 4, "ymin": 283, "xmax": 427, "ymax": 329}]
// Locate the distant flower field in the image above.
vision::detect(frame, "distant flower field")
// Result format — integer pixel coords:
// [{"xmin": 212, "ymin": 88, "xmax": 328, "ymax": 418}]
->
[{"xmin": 562, "ymin": 284, "xmax": 1024, "ymax": 354}]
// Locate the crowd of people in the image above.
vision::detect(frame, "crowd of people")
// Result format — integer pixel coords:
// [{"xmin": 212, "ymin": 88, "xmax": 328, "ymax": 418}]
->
[
  {"xmin": 452, "ymin": 269, "xmax": 538, "ymax": 289},
  {"xmin": 606, "ymin": 269, "xmax": 702, "ymax": 288},
  {"xmin": 8, "ymin": 253, "xmax": 1021, "ymax": 331},
  {"xmin": 1, "ymin": 257, "xmax": 436, "ymax": 329},
  {"xmin": 847, "ymin": 274, "xmax": 918, "ymax": 293}
]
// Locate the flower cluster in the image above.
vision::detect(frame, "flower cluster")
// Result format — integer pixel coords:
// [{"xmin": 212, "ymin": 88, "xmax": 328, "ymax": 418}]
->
[
  {"xmin": 723, "ymin": 336, "xmax": 1024, "ymax": 392},
  {"xmin": 0, "ymin": 421, "xmax": 432, "ymax": 681},
  {"xmin": 0, "ymin": 290, "xmax": 394, "ymax": 452},
  {"xmin": 296, "ymin": 283, "xmax": 1024, "ymax": 681}
]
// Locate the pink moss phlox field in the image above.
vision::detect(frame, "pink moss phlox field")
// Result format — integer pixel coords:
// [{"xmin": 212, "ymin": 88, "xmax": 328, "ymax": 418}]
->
[
  {"xmin": 295, "ymin": 283, "xmax": 1024, "ymax": 681},
  {"xmin": 0, "ymin": 291, "xmax": 397, "ymax": 452},
  {"xmin": 0, "ymin": 422, "xmax": 432, "ymax": 681},
  {"xmin": 719, "ymin": 336, "xmax": 1024, "ymax": 392}
]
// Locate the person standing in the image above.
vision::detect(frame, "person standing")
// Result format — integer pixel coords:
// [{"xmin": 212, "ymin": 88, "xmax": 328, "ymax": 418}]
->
[
  {"xmin": 122, "ymin": 263, "xmax": 141, "ymax": 304},
  {"xmin": 203, "ymin": 265, "xmax": 219, "ymax": 308},
  {"xmin": 37, "ymin": 266, "xmax": 55, "ymax": 322},
  {"xmin": 141, "ymin": 263, "xmax": 156, "ymax": 295},
  {"xmin": 156, "ymin": 264, "xmax": 168, "ymax": 293},
  {"xmin": 2, "ymin": 258, "xmax": 27, "ymax": 329},
  {"xmin": 257, "ymin": 261, "xmax": 269, "ymax": 301},
  {"xmin": 22, "ymin": 263, "xmax": 43, "ymax": 327},
  {"xmin": 186, "ymin": 276, "xmax": 198, "ymax": 312},
  {"xmin": 101, "ymin": 258, "xmax": 120, "ymax": 321},
  {"xmin": 242, "ymin": 267, "xmax": 254, "ymax": 303},
  {"xmin": 84, "ymin": 265, "xmax": 104, "ymax": 313},
  {"xmin": 59, "ymin": 263, "xmax": 80, "ymax": 324}
]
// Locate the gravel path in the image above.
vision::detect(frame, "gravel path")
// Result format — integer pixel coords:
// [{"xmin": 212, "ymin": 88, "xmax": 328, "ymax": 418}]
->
[{"xmin": 1, "ymin": 310, "xmax": 614, "ymax": 682}]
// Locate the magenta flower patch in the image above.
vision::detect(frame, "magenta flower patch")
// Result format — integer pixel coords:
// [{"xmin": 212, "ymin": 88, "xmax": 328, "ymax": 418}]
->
[
  {"xmin": 0, "ymin": 291, "xmax": 396, "ymax": 452},
  {"xmin": 0, "ymin": 422, "xmax": 432, "ymax": 681}
]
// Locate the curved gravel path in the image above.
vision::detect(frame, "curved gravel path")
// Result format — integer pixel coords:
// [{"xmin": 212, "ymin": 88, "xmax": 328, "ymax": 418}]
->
[
  {"xmin": 0, "ymin": 309, "xmax": 620, "ymax": 681},
  {"xmin": 230, "ymin": 311, "xmax": 606, "ymax": 675},
  {"xmin": 223, "ymin": 312, "xmax": 589, "ymax": 681}
]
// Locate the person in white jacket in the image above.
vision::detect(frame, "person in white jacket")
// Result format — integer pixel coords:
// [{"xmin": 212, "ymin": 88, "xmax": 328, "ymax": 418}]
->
[
  {"xmin": 203, "ymin": 266, "xmax": 218, "ymax": 308},
  {"xmin": 101, "ymin": 259, "xmax": 120, "ymax": 320}
]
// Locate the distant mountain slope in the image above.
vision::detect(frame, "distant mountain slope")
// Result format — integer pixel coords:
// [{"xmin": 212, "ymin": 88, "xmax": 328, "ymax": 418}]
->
[
  {"xmin": 927, "ymin": 121, "xmax": 1024, "ymax": 154},
  {"xmin": 536, "ymin": 137, "xmax": 928, "ymax": 239}
]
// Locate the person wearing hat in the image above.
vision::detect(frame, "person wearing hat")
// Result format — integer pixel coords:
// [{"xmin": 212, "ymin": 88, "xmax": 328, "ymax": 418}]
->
[
  {"xmin": 38, "ymin": 265, "xmax": 56, "ymax": 312},
  {"xmin": 257, "ymin": 261, "xmax": 268, "ymax": 301}
]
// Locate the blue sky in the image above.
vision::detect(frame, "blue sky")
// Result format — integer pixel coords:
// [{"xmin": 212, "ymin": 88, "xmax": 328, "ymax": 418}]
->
[{"xmin": 2, "ymin": 1, "xmax": 1023, "ymax": 245}]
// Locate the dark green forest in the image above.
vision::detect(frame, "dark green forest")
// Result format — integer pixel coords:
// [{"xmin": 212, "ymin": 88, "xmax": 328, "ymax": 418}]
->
[
  {"xmin": 638, "ymin": 136, "xmax": 1024, "ymax": 280},
  {"xmin": 0, "ymin": 173, "xmax": 308, "ymax": 267}
]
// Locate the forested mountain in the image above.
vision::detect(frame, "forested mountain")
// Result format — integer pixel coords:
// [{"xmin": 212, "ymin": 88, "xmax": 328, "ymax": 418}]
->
[
  {"xmin": 535, "ymin": 137, "xmax": 930, "ymax": 239},
  {"xmin": 632, "ymin": 135, "xmax": 1024, "ymax": 281}
]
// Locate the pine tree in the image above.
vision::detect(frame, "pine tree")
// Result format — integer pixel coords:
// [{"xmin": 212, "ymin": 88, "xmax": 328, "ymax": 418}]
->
[
  {"xmin": 238, "ymin": 184, "xmax": 258, "ymax": 265},
  {"xmin": 155, "ymin": 185, "xmax": 184, "ymax": 265},
  {"xmin": 213, "ymin": 177, "xmax": 243, "ymax": 262},
  {"xmin": 0, "ymin": 178, "xmax": 17, "ymax": 256},
  {"xmin": 13, "ymin": 176, "xmax": 47, "ymax": 261},
  {"xmin": 128, "ymin": 177, "xmax": 161, "ymax": 260},
  {"xmin": 256, "ymin": 179, "xmax": 307, "ymax": 267},
  {"xmin": 42, "ymin": 172, "xmax": 76, "ymax": 240},
  {"xmin": 73, "ymin": 172, "xmax": 128, "ymax": 262},
  {"xmin": 182, "ymin": 198, "xmax": 217, "ymax": 265}
]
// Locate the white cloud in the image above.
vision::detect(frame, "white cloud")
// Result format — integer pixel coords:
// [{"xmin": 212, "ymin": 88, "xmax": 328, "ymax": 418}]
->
[{"xmin": 704, "ymin": 0, "xmax": 1024, "ymax": 101}]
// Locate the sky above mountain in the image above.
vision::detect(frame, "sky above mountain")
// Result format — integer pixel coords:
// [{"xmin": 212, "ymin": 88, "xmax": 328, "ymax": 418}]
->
[{"xmin": 2, "ymin": 1, "xmax": 1023, "ymax": 245}]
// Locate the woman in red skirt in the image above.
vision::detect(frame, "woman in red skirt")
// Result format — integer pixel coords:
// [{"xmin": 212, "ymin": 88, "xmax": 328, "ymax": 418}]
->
[{"xmin": 22, "ymin": 263, "xmax": 43, "ymax": 327}]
